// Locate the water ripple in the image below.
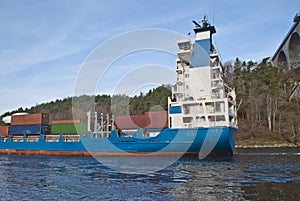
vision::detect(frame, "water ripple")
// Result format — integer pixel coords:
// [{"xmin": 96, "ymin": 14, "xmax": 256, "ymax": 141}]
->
[{"xmin": 0, "ymin": 148, "xmax": 299, "ymax": 200}]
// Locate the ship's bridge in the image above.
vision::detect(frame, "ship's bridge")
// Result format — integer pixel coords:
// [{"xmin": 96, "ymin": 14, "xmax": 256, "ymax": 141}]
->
[{"xmin": 177, "ymin": 38, "xmax": 192, "ymax": 63}]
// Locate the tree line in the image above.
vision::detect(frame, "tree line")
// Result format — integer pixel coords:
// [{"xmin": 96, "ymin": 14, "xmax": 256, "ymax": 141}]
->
[{"xmin": 0, "ymin": 85, "xmax": 171, "ymax": 123}]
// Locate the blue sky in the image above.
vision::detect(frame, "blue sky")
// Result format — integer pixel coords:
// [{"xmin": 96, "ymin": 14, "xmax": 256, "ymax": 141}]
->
[{"xmin": 0, "ymin": 0, "xmax": 299, "ymax": 114}]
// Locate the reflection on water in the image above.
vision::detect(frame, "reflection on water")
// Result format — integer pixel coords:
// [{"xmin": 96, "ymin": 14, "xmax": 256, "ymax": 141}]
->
[
  {"xmin": 170, "ymin": 157, "xmax": 244, "ymax": 200},
  {"xmin": 0, "ymin": 148, "xmax": 299, "ymax": 200}
]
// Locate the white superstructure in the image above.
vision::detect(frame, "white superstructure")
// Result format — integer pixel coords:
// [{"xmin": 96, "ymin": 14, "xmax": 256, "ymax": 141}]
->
[{"xmin": 168, "ymin": 17, "xmax": 237, "ymax": 129}]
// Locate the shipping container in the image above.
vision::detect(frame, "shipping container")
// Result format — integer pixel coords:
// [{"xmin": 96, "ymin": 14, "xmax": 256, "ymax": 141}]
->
[
  {"xmin": 11, "ymin": 113, "xmax": 49, "ymax": 125},
  {"xmin": 115, "ymin": 111, "xmax": 168, "ymax": 130},
  {"xmin": 0, "ymin": 125, "xmax": 10, "ymax": 136},
  {"xmin": 145, "ymin": 111, "xmax": 168, "ymax": 128},
  {"xmin": 9, "ymin": 124, "xmax": 49, "ymax": 135},
  {"xmin": 50, "ymin": 122, "xmax": 87, "ymax": 135},
  {"xmin": 51, "ymin": 119, "xmax": 81, "ymax": 124}
]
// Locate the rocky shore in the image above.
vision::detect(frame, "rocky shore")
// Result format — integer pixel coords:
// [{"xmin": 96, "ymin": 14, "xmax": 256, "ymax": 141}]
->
[
  {"xmin": 235, "ymin": 139, "xmax": 299, "ymax": 148},
  {"xmin": 236, "ymin": 143, "xmax": 298, "ymax": 148}
]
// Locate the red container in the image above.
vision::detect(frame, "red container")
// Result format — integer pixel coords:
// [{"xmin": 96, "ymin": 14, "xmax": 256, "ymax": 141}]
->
[
  {"xmin": 115, "ymin": 111, "xmax": 168, "ymax": 129},
  {"xmin": 0, "ymin": 125, "xmax": 10, "ymax": 136},
  {"xmin": 145, "ymin": 111, "xmax": 168, "ymax": 128},
  {"xmin": 115, "ymin": 115, "xmax": 148, "ymax": 129},
  {"xmin": 51, "ymin": 119, "xmax": 81, "ymax": 124},
  {"xmin": 11, "ymin": 113, "xmax": 49, "ymax": 125}
]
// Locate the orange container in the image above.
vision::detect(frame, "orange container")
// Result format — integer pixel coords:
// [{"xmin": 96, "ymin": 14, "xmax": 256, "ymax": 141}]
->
[
  {"xmin": 51, "ymin": 119, "xmax": 81, "ymax": 124},
  {"xmin": 11, "ymin": 113, "xmax": 49, "ymax": 125},
  {"xmin": 0, "ymin": 125, "xmax": 10, "ymax": 136}
]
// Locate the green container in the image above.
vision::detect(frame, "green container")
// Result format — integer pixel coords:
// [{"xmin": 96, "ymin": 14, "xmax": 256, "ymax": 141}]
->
[{"xmin": 50, "ymin": 122, "xmax": 87, "ymax": 135}]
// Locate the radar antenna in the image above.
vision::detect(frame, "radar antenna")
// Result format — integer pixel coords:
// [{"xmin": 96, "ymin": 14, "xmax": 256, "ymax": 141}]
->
[
  {"xmin": 192, "ymin": 20, "xmax": 201, "ymax": 28},
  {"xmin": 192, "ymin": 16, "xmax": 216, "ymax": 34}
]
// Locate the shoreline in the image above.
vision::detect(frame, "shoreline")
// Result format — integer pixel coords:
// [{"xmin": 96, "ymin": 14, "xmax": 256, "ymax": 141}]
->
[{"xmin": 235, "ymin": 143, "xmax": 298, "ymax": 149}]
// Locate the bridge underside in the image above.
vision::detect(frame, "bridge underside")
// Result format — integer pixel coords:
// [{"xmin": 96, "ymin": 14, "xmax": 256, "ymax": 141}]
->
[{"xmin": 272, "ymin": 13, "xmax": 300, "ymax": 70}]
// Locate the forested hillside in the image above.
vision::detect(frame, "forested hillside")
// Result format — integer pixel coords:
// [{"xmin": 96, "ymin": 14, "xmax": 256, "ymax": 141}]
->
[
  {"xmin": 224, "ymin": 58, "xmax": 300, "ymax": 145},
  {"xmin": 0, "ymin": 86, "xmax": 171, "ymax": 123},
  {"xmin": 1, "ymin": 59, "xmax": 299, "ymax": 145}
]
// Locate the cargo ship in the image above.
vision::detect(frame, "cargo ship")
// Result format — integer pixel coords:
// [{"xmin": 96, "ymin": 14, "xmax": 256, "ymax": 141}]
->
[{"xmin": 0, "ymin": 17, "xmax": 237, "ymax": 157}]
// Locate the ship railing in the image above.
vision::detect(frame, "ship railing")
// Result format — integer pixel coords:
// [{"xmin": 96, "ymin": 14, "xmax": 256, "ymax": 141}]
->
[
  {"xmin": 44, "ymin": 135, "xmax": 81, "ymax": 142},
  {"xmin": 63, "ymin": 135, "xmax": 80, "ymax": 142},
  {"xmin": 10, "ymin": 136, "xmax": 24, "ymax": 142},
  {"xmin": 45, "ymin": 135, "xmax": 60, "ymax": 142},
  {"xmin": 26, "ymin": 136, "xmax": 39, "ymax": 142},
  {"xmin": 2, "ymin": 135, "xmax": 41, "ymax": 142},
  {"xmin": 1, "ymin": 137, "xmax": 8, "ymax": 142},
  {"xmin": 1, "ymin": 134, "xmax": 88, "ymax": 143}
]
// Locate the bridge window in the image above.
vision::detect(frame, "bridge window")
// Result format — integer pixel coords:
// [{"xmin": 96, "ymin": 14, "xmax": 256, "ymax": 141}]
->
[
  {"xmin": 183, "ymin": 117, "xmax": 193, "ymax": 123},
  {"xmin": 216, "ymin": 115, "xmax": 226, "ymax": 121},
  {"xmin": 196, "ymin": 116, "xmax": 205, "ymax": 122},
  {"xmin": 208, "ymin": 115, "xmax": 226, "ymax": 122},
  {"xmin": 184, "ymin": 106, "xmax": 190, "ymax": 114}
]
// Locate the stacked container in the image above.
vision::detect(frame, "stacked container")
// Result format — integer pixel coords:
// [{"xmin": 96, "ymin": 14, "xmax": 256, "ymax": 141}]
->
[
  {"xmin": 11, "ymin": 113, "xmax": 49, "ymax": 125},
  {"xmin": 0, "ymin": 125, "xmax": 10, "ymax": 137},
  {"xmin": 51, "ymin": 120, "xmax": 87, "ymax": 135},
  {"xmin": 10, "ymin": 113, "xmax": 49, "ymax": 135}
]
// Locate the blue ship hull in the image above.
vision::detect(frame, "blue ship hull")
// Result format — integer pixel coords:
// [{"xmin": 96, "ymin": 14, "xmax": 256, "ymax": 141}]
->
[{"xmin": 0, "ymin": 127, "xmax": 237, "ymax": 157}]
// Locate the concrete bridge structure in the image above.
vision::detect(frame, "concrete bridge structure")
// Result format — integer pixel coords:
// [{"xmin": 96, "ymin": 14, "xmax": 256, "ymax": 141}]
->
[{"xmin": 272, "ymin": 13, "xmax": 300, "ymax": 70}]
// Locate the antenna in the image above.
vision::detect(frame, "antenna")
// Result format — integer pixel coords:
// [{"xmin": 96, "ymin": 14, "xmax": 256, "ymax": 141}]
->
[
  {"xmin": 192, "ymin": 20, "xmax": 201, "ymax": 28},
  {"xmin": 212, "ymin": 0, "xmax": 216, "ymax": 25}
]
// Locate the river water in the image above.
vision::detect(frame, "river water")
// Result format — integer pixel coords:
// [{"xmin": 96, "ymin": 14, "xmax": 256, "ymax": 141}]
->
[{"xmin": 0, "ymin": 148, "xmax": 299, "ymax": 201}]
